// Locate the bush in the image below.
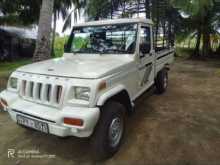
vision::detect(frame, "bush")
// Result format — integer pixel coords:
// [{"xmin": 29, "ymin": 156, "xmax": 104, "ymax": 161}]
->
[{"xmin": 54, "ymin": 36, "xmax": 69, "ymax": 57}]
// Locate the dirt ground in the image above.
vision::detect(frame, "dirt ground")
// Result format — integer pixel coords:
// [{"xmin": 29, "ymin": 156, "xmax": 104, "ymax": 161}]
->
[{"xmin": 0, "ymin": 58, "xmax": 220, "ymax": 165}]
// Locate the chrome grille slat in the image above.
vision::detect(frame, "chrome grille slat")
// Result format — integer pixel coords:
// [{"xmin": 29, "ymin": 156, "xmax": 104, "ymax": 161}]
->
[
  {"xmin": 46, "ymin": 84, "xmax": 52, "ymax": 102},
  {"xmin": 37, "ymin": 83, "xmax": 42, "ymax": 100},
  {"xmin": 51, "ymin": 85, "xmax": 57, "ymax": 104},
  {"xmin": 56, "ymin": 85, "xmax": 63, "ymax": 104},
  {"xmin": 25, "ymin": 81, "xmax": 29, "ymax": 97},
  {"xmin": 30, "ymin": 81, "xmax": 34, "ymax": 98},
  {"xmin": 21, "ymin": 80, "xmax": 26, "ymax": 96},
  {"xmin": 33, "ymin": 82, "xmax": 38, "ymax": 100},
  {"xmin": 41, "ymin": 84, "xmax": 47, "ymax": 102},
  {"xmin": 20, "ymin": 79, "xmax": 63, "ymax": 107}
]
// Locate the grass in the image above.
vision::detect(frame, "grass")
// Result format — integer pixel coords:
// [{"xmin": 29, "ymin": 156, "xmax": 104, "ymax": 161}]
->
[
  {"xmin": 0, "ymin": 59, "xmax": 31, "ymax": 78},
  {"xmin": 0, "ymin": 36, "xmax": 68, "ymax": 77},
  {"xmin": 0, "ymin": 59, "xmax": 31, "ymax": 91},
  {"xmin": 175, "ymin": 47, "xmax": 194, "ymax": 57},
  {"xmin": 0, "ymin": 36, "xmax": 68, "ymax": 79}
]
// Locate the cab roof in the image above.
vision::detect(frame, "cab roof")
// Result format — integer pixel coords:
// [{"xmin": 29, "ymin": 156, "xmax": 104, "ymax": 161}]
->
[{"xmin": 73, "ymin": 18, "xmax": 153, "ymax": 27}]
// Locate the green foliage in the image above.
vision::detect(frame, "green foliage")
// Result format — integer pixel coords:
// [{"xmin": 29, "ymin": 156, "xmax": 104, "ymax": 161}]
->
[
  {"xmin": 53, "ymin": 36, "xmax": 69, "ymax": 57},
  {"xmin": 62, "ymin": 0, "xmax": 84, "ymax": 32},
  {"xmin": 171, "ymin": 0, "xmax": 220, "ymax": 56},
  {"xmin": 175, "ymin": 47, "xmax": 194, "ymax": 58},
  {"xmin": 0, "ymin": 59, "xmax": 31, "ymax": 77},
  {"xmin": 53, "ymin": 36, "xmax": 89, "ymax": 57},
  {"xmin": 86, "ymin": 0, "xmax": 111, "ymax": 20},
  {"xmin": 171, "ymin": 0, "xmax": 213, "ymax": 17},
  {"xmin": 72, "ymin": 37, "xmax": 89, "ymax": 49},
  {"xmin": 0, "ymin": 0, "xmax": 81, "ymax": 27},
  {"xmin": 0, "ymin": 15, "xmax": 23, "ymax": 26},
  {"xmin": 0, "ymin": 0, "xmax": 41, "ymax": 25}
]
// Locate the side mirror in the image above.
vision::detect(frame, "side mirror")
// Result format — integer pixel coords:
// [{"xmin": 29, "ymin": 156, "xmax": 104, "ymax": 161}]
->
[{"xmin": 140, "ymin": 43, "xmax": 151, "ymax": 56}]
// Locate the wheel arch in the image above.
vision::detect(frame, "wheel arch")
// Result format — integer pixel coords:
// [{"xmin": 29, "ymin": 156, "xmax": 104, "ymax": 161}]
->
[
  {"xmin": 156, "ymin": 64, "xmax": 169, "ymax": 77},
  {"xmin": 97, "ymin": 85, "xmax": 133, "ymax": 114}
]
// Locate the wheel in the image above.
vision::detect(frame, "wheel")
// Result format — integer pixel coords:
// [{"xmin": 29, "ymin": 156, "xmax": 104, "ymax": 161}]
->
[
  {"xmin": 155, "ymin": 68, "xmax": 168, "ymax": 94},
  {"xmin": 90, "ymin": 101, "xmax": 126, "ymax": 160}
]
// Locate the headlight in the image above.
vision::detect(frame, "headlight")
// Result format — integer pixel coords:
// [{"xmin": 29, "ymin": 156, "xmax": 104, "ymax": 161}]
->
[
  {"xmin": 9, "ymin": 77, "xmax": 18, "ymax": 89},
  {"xmin": 74, "ymin": 87, "xmax": 90, "ymax": 101}
]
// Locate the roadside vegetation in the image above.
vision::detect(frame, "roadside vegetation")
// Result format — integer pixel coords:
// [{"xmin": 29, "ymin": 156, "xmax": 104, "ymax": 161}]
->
[
  {"xmin": 0, "ymin": 59, "xmax": 31, "ymax": 78},
  {"xmin": 0, "ymin": 59, "xmax": 31, "ymax": 91},
  {"xmin": 0, "ymin": 36, "xmax": 66, "ymax": 79},
  {"xmin": 54, "ymin": 36, "xmax": 68, "ymax": 57}
]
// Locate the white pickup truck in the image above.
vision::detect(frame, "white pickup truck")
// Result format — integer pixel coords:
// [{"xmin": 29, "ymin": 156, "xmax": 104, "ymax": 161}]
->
[{"xmin": 0, "ymin": 18, "xmax": 174, "ymax": 159}]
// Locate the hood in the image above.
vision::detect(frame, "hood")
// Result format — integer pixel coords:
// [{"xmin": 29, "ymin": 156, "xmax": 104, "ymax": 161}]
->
[{"xmin": 17, "ymin": 54, "xmax": 134, "ymax": 79}]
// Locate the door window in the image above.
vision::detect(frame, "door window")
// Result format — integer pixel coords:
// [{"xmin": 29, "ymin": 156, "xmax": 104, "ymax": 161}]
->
[{"xmin": 139, "ymin": 26, "xmax": 151, "ymax": 57}]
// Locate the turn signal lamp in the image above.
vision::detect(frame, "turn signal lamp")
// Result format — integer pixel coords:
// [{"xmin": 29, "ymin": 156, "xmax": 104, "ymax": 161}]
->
[{"xmin": 63, "ymin": 117, "xmax": 84, "ymax": 126}]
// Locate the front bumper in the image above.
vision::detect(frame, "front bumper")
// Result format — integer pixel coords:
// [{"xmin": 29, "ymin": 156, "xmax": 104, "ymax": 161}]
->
[{"xmin": 0, "ymin": 90, "xmax": 100, "ymax": 138}]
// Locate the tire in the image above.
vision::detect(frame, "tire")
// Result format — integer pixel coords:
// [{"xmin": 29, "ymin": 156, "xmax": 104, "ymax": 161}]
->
[
  {"xmin": 90, "ymin": 101, "xmax": 126, "ymax": 160},
  {"xmin": 155, "ymin": 68, "xmax": 168, "ymax": 94}
]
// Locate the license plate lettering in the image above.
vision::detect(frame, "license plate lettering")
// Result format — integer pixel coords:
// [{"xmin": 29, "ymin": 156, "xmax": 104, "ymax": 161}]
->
[{"xmin": 17, "ymin": 115, "xmax": 49, "ymax": 133}]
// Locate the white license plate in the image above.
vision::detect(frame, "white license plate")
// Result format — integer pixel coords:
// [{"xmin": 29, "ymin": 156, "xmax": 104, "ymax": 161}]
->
[{"xmin": 17, "ymin": 115, "xmax": 49, "ymax": 133}]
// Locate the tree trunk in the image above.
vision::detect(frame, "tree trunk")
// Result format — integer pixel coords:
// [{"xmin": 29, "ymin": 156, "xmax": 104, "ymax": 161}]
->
[
  {"xmin": 162, "ymin": 21, "xmax": 166, "ymax": 48},
  {"xmin": 33, "ymin": 0, "xmax": 54, "ymax": 62},
  {"xmin": 110, "ymin": 0, "xmax": 113, "ymax": 19},
  {"xmin": 168, "ymin": 18, "xmax": 173, "ymax": 47},
  {"xmin": 145, "ymin": 0, "xmax": 150, "ymax": 19},
  {"xmin": 193, "ymin": 29, "xmax": 201, "ymax": 57},
  {"xmin": 155, "ymin": 0, "xmax": 159, "ymax": 49},
  {"xmin": 183, "ymin": 40, "xmax": 186, "ymax": 48},
  {"xmin": 217, "ymin": 44, "xmax": 220, "ymax": 54},
  {"xmin": 51, "ymin": 13, "xmax": 57, "ymax": 57},
  {"xmin": 188, "ymin": 38, "xmax": 191, "ymax": 49},
  {"xmin": 202, "ymin": 28, "xmax": 211, "ymax": 57}
]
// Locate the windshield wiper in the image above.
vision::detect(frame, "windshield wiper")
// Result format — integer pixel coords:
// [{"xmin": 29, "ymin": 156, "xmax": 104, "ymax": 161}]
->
[
  {"xmin": 103, "ymin": 49, "xmax": 128, "ymax": 54},
  {"xmin": 72, "ymin": 48, "xmax": 103, "ymax": 54}
]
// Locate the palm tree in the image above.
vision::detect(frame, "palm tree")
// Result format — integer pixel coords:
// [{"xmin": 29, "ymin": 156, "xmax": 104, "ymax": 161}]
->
[
  {"xmin": 33, "ymin": 0, "xmax": 54, "ymax": 62},
  {"xmin": 62, "ymin": 0, "xmax": 84, "ymax": 32},
  {"xmin": 171, "ymin": 0, "xmax": 219, "ymax": 57},
  {"xmin": 82, "ymin": 0, "xmax": 176, "ymax": 49},
  {"xmin": 0, "ymin": 0, "xmax": 41, "ymax": 26},
  {"xmin": 52, "ymin": 0, "xmax": 84, "ymax": 56},
  {"xmin": 62, "ymin": 9, "xmax": 80, "ymax": 32},
  {"xmin": 51, "ymin": 0, "xmax": 73, "ymax": 57}
]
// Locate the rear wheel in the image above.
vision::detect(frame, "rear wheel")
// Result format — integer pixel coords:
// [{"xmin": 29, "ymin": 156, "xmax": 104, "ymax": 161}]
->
[
  {"xmin": 91, "ymin": 101, "xmax": 125, "ymax": 160},
  {"xmin": 155, "ymin": 68, "xmax": 168, "ymax": 94}
]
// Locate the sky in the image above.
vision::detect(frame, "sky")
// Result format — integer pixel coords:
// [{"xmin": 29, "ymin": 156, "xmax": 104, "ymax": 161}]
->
[
  {"xmin": 56, "ymin": 10, "xmax": 85, "ymax": 36},
  {"xmin": 0, "ymin": 7, "xmax": 84, "ymax": 37}
]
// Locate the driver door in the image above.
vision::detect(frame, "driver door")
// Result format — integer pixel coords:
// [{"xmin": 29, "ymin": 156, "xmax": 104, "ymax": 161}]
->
[{"xmin": 138, "ymin": 25, "xmax": 155, "ymax": 90}]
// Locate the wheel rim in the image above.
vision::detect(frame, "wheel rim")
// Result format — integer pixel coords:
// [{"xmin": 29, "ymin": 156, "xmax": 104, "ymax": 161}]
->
[
  {"xmin": 164, "ymin": 74, "xmax": 168, "ymax": 89},
  {"xmin": 108, "ymin": 117, "xmax": 123, "ymax": 148}
]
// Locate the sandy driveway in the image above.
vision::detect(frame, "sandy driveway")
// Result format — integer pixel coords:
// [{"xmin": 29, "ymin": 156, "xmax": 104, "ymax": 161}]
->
[{"xmin": 0, "ymin": 58, "xmax": 220, "ymax": 165}]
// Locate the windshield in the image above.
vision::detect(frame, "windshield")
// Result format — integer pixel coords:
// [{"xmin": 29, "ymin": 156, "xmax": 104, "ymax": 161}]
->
[{"xmin": 65, "ymin": 23, "xmax": 138, "ymax": 55}]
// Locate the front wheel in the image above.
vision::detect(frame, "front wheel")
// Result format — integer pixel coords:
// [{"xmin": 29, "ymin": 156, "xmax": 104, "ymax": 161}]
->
[
  {"xmin": 90, "ymin": 101, "xmax": 125, "ymax": 160},
  {"xmin": 155, "ymin": 68, "xmax": 168, "ymax": 94}
]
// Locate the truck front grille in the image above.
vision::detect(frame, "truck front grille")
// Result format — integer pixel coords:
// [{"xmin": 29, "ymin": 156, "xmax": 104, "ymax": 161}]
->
[{"xmin": 20, "ymin": 80, "xmax": 63, "ymax": 106}]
